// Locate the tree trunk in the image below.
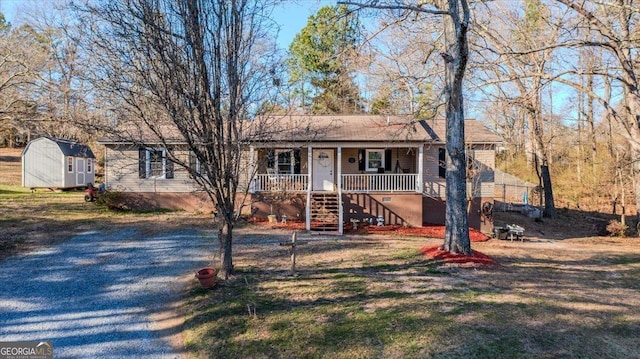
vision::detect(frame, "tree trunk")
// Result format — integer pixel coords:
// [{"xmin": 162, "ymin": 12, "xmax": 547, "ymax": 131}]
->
[
  {"xmin": 540, "ymin": 164, "xmax": 556, "ymax": 218},
  {"xmin": 218, "ymin": 219, "xmax": 234, "ymax": 279},
  {"xmin": 440, "ymin": 0, "xmax": 471, "ymax": 255},
  {"xmin": 631, "ymin": 146, "xmax": 640, "ymax": 225}
]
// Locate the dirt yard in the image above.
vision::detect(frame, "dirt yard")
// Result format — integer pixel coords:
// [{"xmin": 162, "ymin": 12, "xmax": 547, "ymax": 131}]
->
[{"xmin": 0, "ymin": 147, "xmax": 22, "ymax": 186}]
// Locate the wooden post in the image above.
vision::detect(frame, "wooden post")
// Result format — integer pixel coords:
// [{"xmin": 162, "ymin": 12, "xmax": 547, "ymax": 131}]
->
[
  {"xmin": 280, "ymin": 231, "xmax": 303, "ymax": 276},
  {"xmin": 290, "ymin": 232, "xmax": 297, "ymax": 275}
]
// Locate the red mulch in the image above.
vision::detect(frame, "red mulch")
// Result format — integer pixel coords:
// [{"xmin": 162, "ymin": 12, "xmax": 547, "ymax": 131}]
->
[
  {"xmin": 249, "ymin": 219, "xmax": 491, "ymax": 242},
  {"xmin": 419, "ymin": 245, "xmax": 496, "ymax": 267},
  {"xmin": 364, "ymin": 224, "xmax": 491, "ymax": 242},
  {"xmin": 250, "ymin": 218, "xmax": 496, "ymax": 266}
]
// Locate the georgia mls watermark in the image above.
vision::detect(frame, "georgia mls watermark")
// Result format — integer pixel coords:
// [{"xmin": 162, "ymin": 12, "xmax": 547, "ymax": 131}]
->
[{"xmin": 0, "ymin": 342, "xmax": 53, "ymax": 359}]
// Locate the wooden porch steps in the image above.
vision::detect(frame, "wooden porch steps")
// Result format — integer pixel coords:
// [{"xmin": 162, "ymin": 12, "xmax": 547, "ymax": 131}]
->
[{"xmin": 310, "ymin": 192, "xmax": 340, "ymax": 231}]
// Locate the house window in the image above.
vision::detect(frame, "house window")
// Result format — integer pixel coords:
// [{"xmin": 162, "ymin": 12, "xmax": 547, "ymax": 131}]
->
[
  {"xmin": 267, "ymin": 149, "xmax": 301, "ymax": 174},
  {"xmin": 438, "ymin": 148, "xmax": 446, "ymax": 178},
  {"xmin": 87, "ymin": 159, "xmax": 92, "ymax": 173},
  {"xmin": 67, "ymin": 157, "xmax": 73, "ymax": 172},
  {"xmin": 148, "ymin": 150, "xmax": 164, "ymax": 177},
  {"xmin": 189, "ymin": 151, "xmax": 203, "ymax": 175},
  {"xmin": 365, "ymin": 149, "xmax": 384, "ymax": 171},
  {"xmin": 466, "ymin": 148, "xmax": 476, "ymax": 178},
  {"xmin": 139, "ymin": 148, "xmax": 174, "ymax": 179},
  {"xmin": 277, "ymin": 150, "xmax": 293, "ymax": 174}
]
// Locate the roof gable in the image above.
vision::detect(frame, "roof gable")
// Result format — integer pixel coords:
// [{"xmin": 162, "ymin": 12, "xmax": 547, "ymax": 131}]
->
[{"xmin": 24, "ymin": 137, "xmax": 96, "ymax": 158}]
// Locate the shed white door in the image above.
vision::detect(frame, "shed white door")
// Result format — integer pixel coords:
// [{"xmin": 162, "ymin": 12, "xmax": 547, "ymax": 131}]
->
[
  {"xmin": 312, "ymin": 149, "xmax": 334, "ymax": 191},
  {"xmin": 76, "ymin": 158, "xmax": 85, "ymax": 186}
]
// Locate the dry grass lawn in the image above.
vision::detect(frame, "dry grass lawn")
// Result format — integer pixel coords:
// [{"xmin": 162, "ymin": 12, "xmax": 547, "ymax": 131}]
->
[
  {"xmin": 0, "ymin": 147, "xmax": 211, "ymax": 260},
  {"xmin": 2, "ymin": 147, "xmax": 639, "ymax": 358},
  {"xmin": 181, "ymin": 226, "xmax": 640, "ymax": 359}
]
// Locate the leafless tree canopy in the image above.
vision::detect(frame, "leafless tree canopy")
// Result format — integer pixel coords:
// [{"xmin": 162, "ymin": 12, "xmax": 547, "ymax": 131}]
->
[{"xmin": 74, "ymin": 0, "xmax": 282, "ymax": 278}]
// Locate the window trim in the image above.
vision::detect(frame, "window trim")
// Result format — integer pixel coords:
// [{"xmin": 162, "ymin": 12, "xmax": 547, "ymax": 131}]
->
[
  {"xmin": 275, "ymin": 150, "xmax": 294, "ymax": 174},
  {"xmin": 365, "ymin": 149, "xmax": 384, "ymax": 172},
  {"xmin": 87, "ymin": 158, "xmax": 92, "ymax": 173},
  {"xmin": 466, "ymin": 148, "xmax": 476, "ymax": 179},
  {"xmin": 146, "ymin": 148, "xmax": 166, "ymax": 179},
  {"xmin": 438, "ymin": 148, "xmax": 446, "ymax": 178},
  {"xmin": 67, "ymin": 157, "xmax": 73, "ymax": 173}
]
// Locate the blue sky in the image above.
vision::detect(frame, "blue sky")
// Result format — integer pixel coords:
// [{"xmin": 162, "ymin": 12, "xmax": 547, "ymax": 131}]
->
[
  {"xmin": 0, "ymin": 0, "xmax": 334, "ymax": 50},
  {"xmin": 272, "ymin": 1, "xmax": 336, "ymax": 49}
]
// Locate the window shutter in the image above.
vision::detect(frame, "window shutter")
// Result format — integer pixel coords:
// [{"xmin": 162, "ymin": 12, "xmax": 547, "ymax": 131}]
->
[
  {"xmin": 138, "ymin": 149, "xmax": 146, "ymax": 179},
  {"xmin": 358, "ymin": 149, "xmax": 365, "ymax": 171},
  {"xmin": 294, "ymin": 149, "xmax": 301, "ymax": 174},
  {"xmin": 384, "ymin": 149, "xmax": 392, "ymax": 171},
  {"xmin": 267, "ymin": 149, "xmax": 275, "ymax": 168},
  {"xmin": 438, "ymin": 148, "xmax": 446, "ymax": 178},
  {"xmin": 165, "ymin": 148, "xmax": 174, "ymax": 179},
  {"xmin": 189, "ymin": 151, "xmax": 197, "ymax": 172}
]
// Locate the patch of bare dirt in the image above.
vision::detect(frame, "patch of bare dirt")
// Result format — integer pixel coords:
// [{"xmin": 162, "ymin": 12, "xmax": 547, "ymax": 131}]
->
[{"xmin": 0, "ymin": 147, "xmax": 23, "ymax": 186}]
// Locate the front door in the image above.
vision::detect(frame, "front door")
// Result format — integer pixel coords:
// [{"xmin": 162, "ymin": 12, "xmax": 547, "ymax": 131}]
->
[
  {"xmin": 313, "ymin": 149, "xmax": 334, "ymax": 191},
  {"xmin": 76, "ymin": 158, "xmax": 85, "ymax": 186}
]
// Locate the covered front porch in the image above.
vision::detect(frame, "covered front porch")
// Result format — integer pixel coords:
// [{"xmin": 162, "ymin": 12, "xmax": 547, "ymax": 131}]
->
[{"xmin": 248, "ymin": 145, "xmax": 425, "ymax": 233}]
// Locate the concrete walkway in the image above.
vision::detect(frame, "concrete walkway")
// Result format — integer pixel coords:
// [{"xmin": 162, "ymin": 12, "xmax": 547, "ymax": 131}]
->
[{"xmin": 0, "ymin": 228, "xmax": 214, "ymax": 358}]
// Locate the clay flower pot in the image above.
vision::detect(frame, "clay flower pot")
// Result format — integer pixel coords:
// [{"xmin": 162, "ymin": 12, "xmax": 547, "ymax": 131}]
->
[{"xmin": 195, "ymin": 267, "xmax": 216, "ymax": 288}]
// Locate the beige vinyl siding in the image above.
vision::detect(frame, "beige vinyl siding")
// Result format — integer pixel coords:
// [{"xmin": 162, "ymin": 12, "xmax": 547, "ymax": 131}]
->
[
  {"xmin": 238, "ymin": 148, "xmax": 254, "ymax": 193},
  {"xmin": 386, "ymin": 147, "xmax": 416, "ymax": 173},
  {"xmin": 421, "ymin": 144, "xmax": 495, "ymax": 199},
  {"xmin": 105, "ymin": 145, "xmax": 201, "ymax": 193},
  {"xmin": 422, "ymin": 146, "xmax": 446, "ymax": 198},
  {"xmin": 468, "ymin": 145, "xmax": 495, "ymax": 198},
  {"xmin": 339, "ymin": 147, "xmax": 417, "ymax": 174},
  {"xmin": 341, "ymin": 148, "xmax": 359, "ymax": 173}
]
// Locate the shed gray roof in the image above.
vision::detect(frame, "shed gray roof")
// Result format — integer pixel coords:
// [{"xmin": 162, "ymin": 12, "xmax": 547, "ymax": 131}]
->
[
  {"xmin": 24, "ymin": 137, "xmax": 96, "ymax": 158},
  {"xmin": 55, "ymin": 139, "xmax": 95, "ymax": 158}
]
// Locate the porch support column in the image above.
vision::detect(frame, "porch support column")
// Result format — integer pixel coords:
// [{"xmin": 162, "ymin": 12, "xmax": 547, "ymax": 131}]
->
[
  {"xmin": 249, "ymin": 145, "xmax": 255, "ymax": 194},
  {"xmin": 337, "ymin": 146, "xmax": 343, "ymax": 234},
  {"xmin": 417, "ymin": 145, "xmax": 424, "ymax": 193},
  {"xmin": 306, "ymin": 146, "xmax": 312, "ymax": 231}
]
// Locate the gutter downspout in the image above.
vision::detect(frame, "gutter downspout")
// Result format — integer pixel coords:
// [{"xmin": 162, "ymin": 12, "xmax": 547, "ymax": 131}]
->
[
  {"xmin": 337, "ymin": 146, "xmax": 343, "ymax": 234},
  {"xmin": 417, "ymin": 145, "xmax": 424, "ymax": 193},
  {"xmin": 306, "ymin": 146, "xmax": 312, "ymax": 231}
]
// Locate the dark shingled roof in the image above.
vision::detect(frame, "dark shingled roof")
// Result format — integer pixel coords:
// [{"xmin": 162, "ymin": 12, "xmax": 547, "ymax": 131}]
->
[{"xmin": 51, "ymin": 138, "xmax": 96, "ymax": 158}]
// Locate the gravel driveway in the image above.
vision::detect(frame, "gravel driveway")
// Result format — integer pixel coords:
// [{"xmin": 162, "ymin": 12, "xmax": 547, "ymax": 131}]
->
[{"xmin": 0, "ymin": 228, "xmax": 215, "ymax": 358}]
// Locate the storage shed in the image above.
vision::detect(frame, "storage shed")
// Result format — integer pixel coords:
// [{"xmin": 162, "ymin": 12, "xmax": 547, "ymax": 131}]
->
[{"xmin": 22, "ymin": 137, "xmax": 96, "ymax": 189}]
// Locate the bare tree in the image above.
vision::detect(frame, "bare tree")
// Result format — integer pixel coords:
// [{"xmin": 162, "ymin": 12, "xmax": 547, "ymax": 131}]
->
[
  {"xmin": 75, "ymin": 0, "xmax": 281, "ymax": 279},
  {"xmin": 550, "ymin": 0, "xmax": 640, "ymax": 223},
  {"xmin": 0, "ymin": 17, "xmax": 48, "ymax": 146},
  {"xmin": 341, "ymin": 0, "xmax": 472, "ymax": 254},
  {"xmin": 472, "ymin": 0, "xmax": 561, "ymax": 218},
  {"xmin": 364, "ymin": 19, "xmax": 440, "ymax": 116}
]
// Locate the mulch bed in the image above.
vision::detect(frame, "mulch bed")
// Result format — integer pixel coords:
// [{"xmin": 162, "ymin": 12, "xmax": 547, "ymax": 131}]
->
[
  {"xmin": 249, "ymin": 219, "xmax": 491, "ymax": 242},
  {"xmin": 363, "ymin": 224, "xmax": 490, "ymax": 242},
  {"xmin": 419, "ymin": 245, "xmax": 496, "ymax": 267},
  {"xmin": 250, "ymin": 218, "xmax": 497, "ymax": 266}
]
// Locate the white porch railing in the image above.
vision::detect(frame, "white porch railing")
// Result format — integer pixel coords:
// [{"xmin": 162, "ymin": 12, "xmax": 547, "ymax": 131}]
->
[
  {"xmin": 341, "ymin": 174, "xmax": 418, "ymax": 192},
  {"xmin": 252, "ymin": 173, "xmax": 419, "ymax": 193},
  {"xmin": 252, "ymin": 174, "xmax": 308, "ymax": 192}
]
